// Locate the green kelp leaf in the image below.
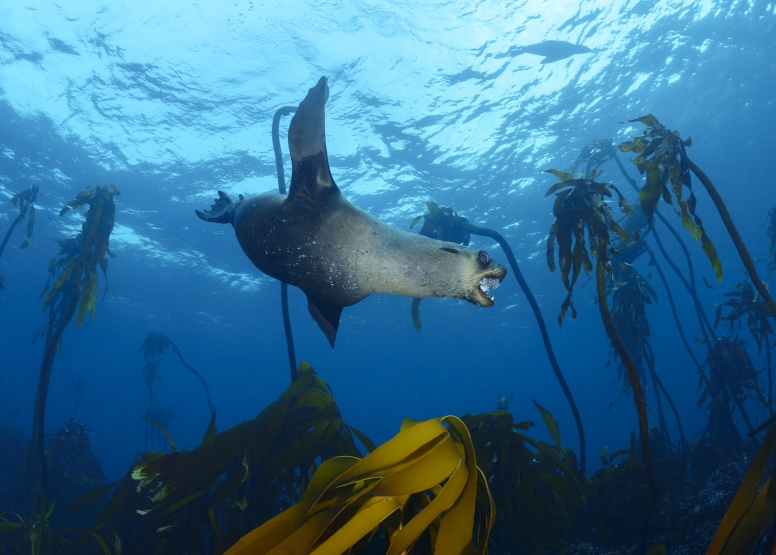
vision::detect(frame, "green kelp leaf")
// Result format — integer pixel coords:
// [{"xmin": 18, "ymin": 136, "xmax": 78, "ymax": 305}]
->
[
  {"xmin": 544, "ymin": 169, "xmax": 582, "ymax": 182},
  {"xmin": 646, "ymin": 544, "xmax": 667, "ymax": 555},
  {"xmin": 410, "ymin": 215, "xmax": 423, "ymax": 229},
  {"xmin": 639, "ymin": 160, "xmax": 664, "ymax": 219},
  {"xmin": 678, "ymin": 199, "xmax": 702, "ymax": 240},
  {"xmin": 625, "ymin": 114, "xmax": 660, "ymax": 128},
  {"xmin": 545, "ymin": 180, "xmax": 577, "ymax": 196},
  {"xmin": 20, "ymin": 204, "xmax": 35, "ymax": 248},
  {"xmin": 533, "ymin": 399, "xmax": 561, "ymax": 449},
  {"xmin": 619, "ymin": 136, "xmax": 646, "ymax": 153},
  {"xmin": 547, "ymin": 221, "xmax": 558, "ymax": 272},
  {"xmin": 701, "ymin": 230, "xmax": 723, "ymax": 282}
]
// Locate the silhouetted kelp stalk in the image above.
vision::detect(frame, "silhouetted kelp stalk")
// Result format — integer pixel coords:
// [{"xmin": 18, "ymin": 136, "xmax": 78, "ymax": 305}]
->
[
  {"xmin": 620, "ymin": 115, "xmax": 776, "ymax": 321},
  {"xmin": 0, "ymin": 185, "xmax": 39, "ymax": 290},
  {"xmin": 138, "ymin": 332, "xmax": 214, "ymax": 419},
  {"xmin": 272, "ymin": 105, "xmax": 299, "ymax": 381},
  {"xmin": 30, "ymin": 184, "xmax": 118, "ymax": 551},
  {"xmin": 543, "ymin": 169, "xmax": 659, "ymax": 531},
  {"xmin": 410, "ymin": 201, "xmax": 587, "ymax": 478}
]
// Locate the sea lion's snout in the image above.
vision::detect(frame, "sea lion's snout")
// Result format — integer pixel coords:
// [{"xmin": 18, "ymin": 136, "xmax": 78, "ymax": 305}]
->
[{"xmin": 469, "ymin": 251, "xmax": 507, "ymax": 307}]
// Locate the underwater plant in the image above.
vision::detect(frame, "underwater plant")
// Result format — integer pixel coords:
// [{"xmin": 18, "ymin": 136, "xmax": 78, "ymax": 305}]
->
[
  {"xmin": 411, "ymin": 200, "xmax": 587, "ymax": 477},
  {"xmin": 225, "ymin": 415, "xmax": 493, "ymax": 555},
  {"xmin": 146, "ymin": 401, "xmax": 176, "ymax": 451},
  {"xmin": 31, "ymin": 185, "xmax": 118, "ymax": 523},
  {"xmin": 620, "ymin": 115, "xmax": 776, "ymax": 321},
  {"xmin": 138, "ymin": 332, "xmax": 214, "ymax": 414},
  {"xmin": 462, "ymin": 406, "xmax": 591, "ymax": 553},
  {"xmin": 272, "ymin": 105, "xmax": 299, "ymax": 381},
  {"xmin": 543, "ymin": 169, "xmax": 659, "ymax": 515},
  {"xmin": 714, "ymin": 279, "xmax": 774, "ymax": 413},
  {"xmin": 692, "ymin": 336, "xmax": 765, "ymax": 482},
  {"xmin": 706, "ymin": 416, "xmax": 776, "ymax": 554},
  {"xmin": 80, "ymin": 362, "xmax": 374, "ymax": 554},
  {"xmin": 0, "ymin": 184, "xmax": 39, "ymax": 290}
]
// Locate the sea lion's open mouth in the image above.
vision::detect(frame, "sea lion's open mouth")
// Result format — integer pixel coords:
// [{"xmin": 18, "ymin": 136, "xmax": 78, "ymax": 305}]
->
[{"xmin": 470, "ymin": 268, "xmax": 507, "ymax": 307}]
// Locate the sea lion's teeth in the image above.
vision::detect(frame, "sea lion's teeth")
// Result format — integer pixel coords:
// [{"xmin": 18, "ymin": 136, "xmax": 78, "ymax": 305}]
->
[{"xmin": 489, "ymin": 295, "xmax": 494, "ymax": 302}]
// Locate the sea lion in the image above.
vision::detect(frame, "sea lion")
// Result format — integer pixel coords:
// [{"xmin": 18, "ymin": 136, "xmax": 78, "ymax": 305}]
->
[
  {"xmin": 197, "ymin": 76, "xmax": 507, "ymax": 346},
  {"xmin": 503, "ymin": 41, "xmax": 592, "ymax": 64}
]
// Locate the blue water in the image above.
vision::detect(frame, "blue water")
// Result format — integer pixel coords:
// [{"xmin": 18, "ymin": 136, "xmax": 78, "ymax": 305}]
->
[{"xmin": 0, "ymin": 0, "xmax": 774, "ymax": 483}]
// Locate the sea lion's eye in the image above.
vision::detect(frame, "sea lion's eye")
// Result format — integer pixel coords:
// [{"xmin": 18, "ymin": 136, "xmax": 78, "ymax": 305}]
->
[{"xmin": 477, "ymin": 251, "xmax": 490, "ymax": 265}]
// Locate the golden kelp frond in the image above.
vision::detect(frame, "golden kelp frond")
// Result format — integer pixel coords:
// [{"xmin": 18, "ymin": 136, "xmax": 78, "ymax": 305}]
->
[
  {"xmin": 461, "ymin": 410, "xmax": 591, "ymax": 553},
  {"xmin": 619, "ymin": 115, "xmax": 722, "ymax": 281},
  {"xmin": 544, "ymin": 170, "xmax": 632, "ymax": 325},
  {"xmin": 225, "ymin": 415, "xmax": 493, "ymax": 555},
  {"xmin": 707, "ymin": 418, "xmax": 776, "ymax": 554},
  {"xmin": 85, "ymin": 362, "xmax": 373, "ymax": 554},
  {"xmin": 40, "ymin": 185, "xmax": 119, "ymax": 328}
]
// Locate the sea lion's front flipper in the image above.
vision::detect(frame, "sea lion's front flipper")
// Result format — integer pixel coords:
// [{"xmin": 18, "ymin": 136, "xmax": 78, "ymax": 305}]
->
[
  {"xmin": 287, "ymin": 76, "xmax": 340, "ymax": 207},
  {"xmin": 196, "ymin": 191, "xmax": 243, "ymax": 225},
  {"xmin": 304, "ymin": 291, "xmax": 343, "ymax": 348}
]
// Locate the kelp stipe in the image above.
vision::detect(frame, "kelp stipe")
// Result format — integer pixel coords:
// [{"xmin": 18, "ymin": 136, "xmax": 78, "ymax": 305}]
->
[
  {"xmin": 272, "ymin": 105, "xmax": 299, "ymax": 381},
  {"xmin": 29, "ymin": 184, "xmax": 118, "ymax": 553},
  {"xmin": 621, "ymin": 115, "xmax": 776, "ymax": 320},
  {"xmin": 543, "ymin": 169, "xmax": 658, "ymax": 537},
  {"xmin": 138, "ymin": 332, "xmax": 214, "ymax": 415},
  {"xmin": 224, "ymin": 414, "xmax": 494, "ymax": 555},
  {"xmin": 410, "ymin": 201, "xmax": 587, "ymax": 477},
  {"xmin": 0, "ymin": 184, "xmax": 39, "ymax": 290}
]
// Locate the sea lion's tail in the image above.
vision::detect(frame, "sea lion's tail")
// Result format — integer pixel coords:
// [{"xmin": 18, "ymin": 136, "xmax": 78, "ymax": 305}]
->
[{"xmin": 196, "ymin": 191, "xmax": 242, "ymax": 224}]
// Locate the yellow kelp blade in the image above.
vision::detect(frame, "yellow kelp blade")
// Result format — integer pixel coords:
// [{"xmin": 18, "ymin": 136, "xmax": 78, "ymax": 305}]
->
[
  {"xmin": 224, "ymin": 415, "xmax": 493, "ymax": 555},
  {"xmin": 706, "ymin": 420, "xmax": 776, "ymax": 554}
]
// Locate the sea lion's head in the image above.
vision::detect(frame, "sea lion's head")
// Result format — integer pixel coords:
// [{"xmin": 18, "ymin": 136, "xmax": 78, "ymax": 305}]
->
[{"xmin": 436, "ymin": 245, "xmax": 507, "ymax": 307}]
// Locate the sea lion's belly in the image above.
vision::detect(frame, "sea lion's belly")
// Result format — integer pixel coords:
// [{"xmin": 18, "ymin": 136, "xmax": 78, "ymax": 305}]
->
[{"xmin": 233, "ymin": 193, "xmax": 375, "ymax": 306}]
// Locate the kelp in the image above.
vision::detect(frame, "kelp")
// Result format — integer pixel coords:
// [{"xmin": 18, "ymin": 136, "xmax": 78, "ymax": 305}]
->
[
  {"xmin": 77, "ymin": 362, "xmax": 375, "ymax": 554},
  {"xmin": 544, "ymin": 168, "xmax": 632, "ymax": 324},
  {"xmin": 138, "ymin": 332, "xmax": 214, "ymax": 414},
  {"xmin": 70, "ymin": 378, "xmax": 87, "ymax": 419},
  {"xmin": 621, "ymin": 115, "xmax": 776, "ymax": 321},
  {"xmin": 272, "ymin": 105, "xmax": 299, "ymax": 380},
  {"xmin": 693, "ymin": 336, "xmax": 764, "ymax": 479},
  {"xmin": 707, "ymin": 417, "xmax": 776, "ymax": 554},
  {"xmin": 225, "ymin": 415, "xmax": 494, "ymax": 555},
  {"xmin": 461, "ymin": 408, "xmax": 591, "ymax": 554},
  {"xmin": 0, "ymin": 184, "xmax": 39, "ymax": 290},
  {"xmin": 544, "ymin": 170, "xmax": 658, "ymax": 530},
  {"xmin": 714, "ymin": 280, "xmax": 774, "ymax": 413},
  {"xmin": 410, "ymin": 200, "xmax": 587, "ymax": 476},
  {"xmin": 31, "ymin": 185, "xmax": 118, "ymax": 519},
  {"xmin": 147, "ymin": 401, "xmax": 176, "ymax": 451}
]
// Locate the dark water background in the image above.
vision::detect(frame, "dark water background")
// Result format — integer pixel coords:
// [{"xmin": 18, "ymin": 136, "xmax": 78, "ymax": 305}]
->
[{"xmin": 0, "ymin": 0, "xmax": 774, "ymax": 482}]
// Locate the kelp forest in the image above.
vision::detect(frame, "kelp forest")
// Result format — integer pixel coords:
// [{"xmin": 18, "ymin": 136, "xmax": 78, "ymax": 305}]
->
[{"xmin": 2, "ymin": 110, "xmax": 776, "ymax": 555}]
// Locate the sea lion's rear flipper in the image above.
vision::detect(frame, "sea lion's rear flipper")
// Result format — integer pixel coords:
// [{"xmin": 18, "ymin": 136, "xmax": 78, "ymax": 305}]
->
[
  {"xmin": 304, "ymin": 291, "xmax": 343, "ymax": 348},
  {"xmin": 196, "ymin": 191, "xmax": 243, "ymax": 224},
  {"xmin": 287, "ymin": 76, "xmax": 340, "ymax": 207}
]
